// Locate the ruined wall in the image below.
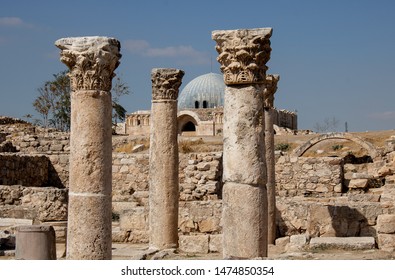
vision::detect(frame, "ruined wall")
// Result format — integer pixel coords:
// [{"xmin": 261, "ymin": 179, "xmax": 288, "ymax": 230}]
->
[
  {"xmin": 5, "ymin": 131, "xmax": 70, "ymax": 188},
  {"xmin": 112, "ymin": 152, "xmax": 223, "ymax": 249},
  {"xmin": 0, "ymin": 185, "xmax": 68, "ymax": 222},
  {"xmin": 0, "ymin": 155, "xmax": 49, "ymax": 186},
  {"xmin": 276, "ymin": 156, "xmax": 343, "ymax": 196}
]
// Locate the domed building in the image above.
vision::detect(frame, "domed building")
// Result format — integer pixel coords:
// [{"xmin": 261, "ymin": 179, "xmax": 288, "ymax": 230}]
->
[
  {"xmin": 124, "ymin": 72, "xmax": 297, "ymax": 137},
  {"xmin": 178, "ymin": 73, "xmax": 225, "ymax": 109}
]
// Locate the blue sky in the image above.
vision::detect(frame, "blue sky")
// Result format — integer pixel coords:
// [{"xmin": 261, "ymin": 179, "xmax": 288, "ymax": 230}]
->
[{"xmin": 1, "ymin": 0, "xmax": 395, "ymax": 132}]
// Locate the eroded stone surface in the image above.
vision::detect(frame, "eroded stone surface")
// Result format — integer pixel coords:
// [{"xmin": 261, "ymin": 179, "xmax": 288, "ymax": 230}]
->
[{"xmin": 149, "ymin": 68, "xmax": 184, "ymax": 250}]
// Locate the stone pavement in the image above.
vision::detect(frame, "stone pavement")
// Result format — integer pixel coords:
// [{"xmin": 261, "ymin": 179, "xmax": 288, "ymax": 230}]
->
[{"xmin": 2, "ymin": 237, "xmax": 395, "ymax": 260}]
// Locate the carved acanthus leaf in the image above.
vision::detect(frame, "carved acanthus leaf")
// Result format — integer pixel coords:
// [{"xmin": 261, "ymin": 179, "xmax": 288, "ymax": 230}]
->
[
  {"xmin": 151, "ymin": 68, "xmax": 184, "ymax": 101},
  {"xmin": 212, "ymin": 28, "xmax": 272, "ymax": 85},
  {"xmin": 55, "ymin": 36, "xmax": 121, "ymax": 92}
]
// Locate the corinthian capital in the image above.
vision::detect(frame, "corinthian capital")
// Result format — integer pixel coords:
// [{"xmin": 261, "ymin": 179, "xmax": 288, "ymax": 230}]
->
[
  {"xmin": 212, "ymin": 28, "xmax": 272, "ymax": 85},
  {"xmin": 151, "ymin": 68, "xmax": 184, "ymax": 101},
  {"xmin": 55, "ymin": 36, "xmax": 121, "ymax": 92},
  {"xmin": 264, "ymin": 74, "xmax": 280, "ymax": 108}
]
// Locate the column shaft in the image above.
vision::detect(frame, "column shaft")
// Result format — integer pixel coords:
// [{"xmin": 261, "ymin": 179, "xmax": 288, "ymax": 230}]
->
[
  {"xmin": 265, "ymin": 107, "xmax": 276, "ymax": 244},
  {"xmin": 149, "ymin": 68, "xmax": 184, "ymax": 250},
  {"xmin": 264, "ymin": 74, "xmax": 280, "ymax": 245},
  {"xmin": 212, "ymin": 28, "xmax": 272, "ymax": 259},
  {"xmin": 68, "ymin": 90, "xmax": 112, "ymax": 259},
  {"xmin": 55, "ymin": 36, "xmax": 121, "ymax": 259},
  {"xmin": 222, "ymin": 85, "xmax": 267, "ymax": 258}
]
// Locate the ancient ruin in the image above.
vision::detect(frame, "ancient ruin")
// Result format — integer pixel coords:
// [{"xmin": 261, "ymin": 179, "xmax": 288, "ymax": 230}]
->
[
  {"xmin": 264, "ymin": 74, "xmax": 280, "ymax": 245},
  {"xmin": 212, "ymin": 28, "xmax": 273, "ymax": 259},
  {"xmin": 148, "ymin": 68, "xmax": 184, "ymax": 250},
  {"xmin": 2, "ymin": 28, "xmax": 395, "ymax": 261},
  {"xmin": 55, "ymin": 36, "xmax": 121, "ymax": 259}
]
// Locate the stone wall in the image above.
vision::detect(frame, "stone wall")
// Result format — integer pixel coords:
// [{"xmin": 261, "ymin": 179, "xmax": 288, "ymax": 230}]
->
[
  {"xmin": 111, "ymin": 152, "xmax": 223, "ymax": 246},
  {"xmin": 276, "ymin": 156, "xmax": 343, "ymax": 197},
  {"xmin": 0, "ymin": 154, "xmax": 49, "ymax": 187},
  {"xmin": 0, "ymin": 185, "xmax": 68, "ymax": 222}
]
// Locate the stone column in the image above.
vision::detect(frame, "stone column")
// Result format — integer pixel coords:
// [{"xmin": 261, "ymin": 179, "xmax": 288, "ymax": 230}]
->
[
  {"xmin": 264, "ymin": 74, "xmax": 280, "ymax": 245},
  {"xmin": 212, "ymin": 28, "xmax": 272, "ymax": 259},
  {"xmin": 15, "ymin": 225, "xmax": 57, "ymax": 260},
  {"xmin": 149, "ymin": 68, "xmax": 184, "ymax": 250},
  {"xmin": 55, "ymin": 36, "xmax": 121, "ymax": 259}
]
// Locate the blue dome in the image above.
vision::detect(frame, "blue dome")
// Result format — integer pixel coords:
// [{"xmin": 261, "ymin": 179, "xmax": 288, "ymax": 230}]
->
[{"xmin": 178, "ymin": 73, "xmax": 225, "ymax": 109}]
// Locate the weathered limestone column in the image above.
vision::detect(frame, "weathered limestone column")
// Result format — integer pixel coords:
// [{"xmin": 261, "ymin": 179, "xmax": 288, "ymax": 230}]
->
[
  {"xmin": 55, "ymin": 36, "xmax": 121, "ymax": 259},
  {"xmin": 149, "ymin": 68, "xmax": 184, "ymax": 250},
  {"xmin": 212, "ymin": 28, "xmax": 272, "ymax": 259},
  {"xmin": 264, "ymin": 74, "xmax": 280, "ymax": 245}
]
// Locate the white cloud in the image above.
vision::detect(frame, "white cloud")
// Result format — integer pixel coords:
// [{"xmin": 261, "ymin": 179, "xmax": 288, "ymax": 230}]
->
[
  {"xmin": 123, "ymin": 39, "xmax": 150, "ymax": 53},
  {"xmin": 369, "ymin": 111, "xmax": 395, "ymax": 120},
  {"xmin": 0, "ymin": 17, "xmax": 33, "ymax": 28},
  {"xmin": 123, "ymin": 39, "xmax": 209, "ymax": 65}
]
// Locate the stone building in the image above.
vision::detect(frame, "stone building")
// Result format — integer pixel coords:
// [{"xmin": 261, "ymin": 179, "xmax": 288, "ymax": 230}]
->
[{"xmin": 125, "ymin": 72, "xmax": 297, "ymax": 136}]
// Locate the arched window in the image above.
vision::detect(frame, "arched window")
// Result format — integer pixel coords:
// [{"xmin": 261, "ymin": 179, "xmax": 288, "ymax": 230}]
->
[
  {"xmin": 195, "ymin": 101, "xmax": 199, "ymax": 108},
  {"xmin": 202, "ymin": 100, "xmax": 208, "ymax": 108}
]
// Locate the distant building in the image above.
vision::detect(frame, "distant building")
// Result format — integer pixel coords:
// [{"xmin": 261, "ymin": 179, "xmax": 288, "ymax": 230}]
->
[{"xmin": 125, "ymin": 73, "xmax": 297, "ymax": 136}]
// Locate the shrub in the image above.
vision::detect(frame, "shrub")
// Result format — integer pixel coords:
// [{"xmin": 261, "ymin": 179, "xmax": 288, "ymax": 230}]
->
[{"xmin": 275, "ymin": 143, "xmax": 290, "ymax": 152}]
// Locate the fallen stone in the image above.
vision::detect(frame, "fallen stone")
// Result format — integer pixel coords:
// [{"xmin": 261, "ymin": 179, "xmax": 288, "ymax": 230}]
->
[
  {"xmin": 309, "ymin": 237, "xmax": 375, "ymax": 250},
  {"xmin": 179, "ymin": 235, "xmax": 209, "ymax": 254}
]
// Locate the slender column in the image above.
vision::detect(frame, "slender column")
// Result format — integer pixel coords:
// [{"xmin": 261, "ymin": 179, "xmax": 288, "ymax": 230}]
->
[
  {"xmin": 149, "ymin": 68, "xmax": 184, "ymax": 250},
  {"xmin": 55, "ymin": 36, "xmax": 121, "ymax": 259},
  {"xmin": 264, "ymin": 74, "xmax": 280, "ymax": 245},
  {"xmin": 212, "ymin": 28, "xmax": 272, "ymax": 259}
]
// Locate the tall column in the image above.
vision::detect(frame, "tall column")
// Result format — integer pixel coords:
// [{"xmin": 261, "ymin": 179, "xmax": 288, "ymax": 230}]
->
[
  {"xmin": 55, "ymin": 36, "xmax": 121, "ymax": 259},
  {"xmin": 149, "ymin": 68, "xmax": 184, "ymax": 250},
  {"xmin": 212, "ymin": 28, "xmax": 272, "ymax": 259},
  {"xmin": 264, "ymin": 74, "xmax": 280, "ymax": 245}
]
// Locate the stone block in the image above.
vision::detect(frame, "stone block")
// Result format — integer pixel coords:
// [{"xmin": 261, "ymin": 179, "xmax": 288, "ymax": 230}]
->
[
  {"xmin": 377, "ymin": 234, "xmax": 395, "ymax": 252},
  {"xmin": 209, "ymin": 234, "xmax": 222, "ymax": 253},
  {"xmin": 197, "ymin": 162, "xmax": 210, "ymax": 171},
  {"xmin": 290, "ymin": 234, "xmax": 308, "ymax": 246},
  {"xmin": 275, "ymin": 236, "xmax": 290, "ymax": 247},
  {"xmin": 348, "ymin": 179, "xmax": 368, "ymax": 189},
  {"xmin": 0, "ymin": 218, "xmax": 33, "ymax": 228},
  {"xmin": 309, "ymin": 237, "xmax": 375, "ymax": 250},
  {"xmin": 377, "ymin": 214, "xmax": 395, "ymax": 234},
  {"xmin": 120, "ymin": 207, "xmax": 148, "ymax": 231},
  {"xmin": 198, "ymin": 217, "xmax": 221, "ymax": 233},
  {"xmin": 179, "ymin": 235, "xmax": 209, "ymax": 254}
]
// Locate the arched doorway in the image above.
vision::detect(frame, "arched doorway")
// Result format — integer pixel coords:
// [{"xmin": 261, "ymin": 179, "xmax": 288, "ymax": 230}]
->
[
  {"xmin": 182, "ymin": 121, "xmax": 196, "ymax": 132},
  {"xmin": 177, "ymin": 111, "xmax": 200, "ymax": 136}
]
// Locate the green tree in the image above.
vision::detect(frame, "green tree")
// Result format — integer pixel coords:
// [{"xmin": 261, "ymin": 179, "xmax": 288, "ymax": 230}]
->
[
  {"xmin": 111, "ymin": 74, "xmax": 130, "ymax": 124},
  {"xmin": 33, "ymin": 71, "xmax": 130, "ymax": 131}
]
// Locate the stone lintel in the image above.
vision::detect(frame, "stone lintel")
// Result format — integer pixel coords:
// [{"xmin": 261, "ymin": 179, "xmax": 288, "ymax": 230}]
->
[
  {"xmin": 55, "ymin": 36, "xmax": 121, "ymax": 92},
  {"xmin": 264, "ymin": 74, "xmax": 280, "ymax": 109},
  {"xmin": 151, "ymin": 68, "xmax": 184, "ymax": 101},
  {"xmin": 212, "ymin": 28, "xmax": 273, "ymax": 86}
]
